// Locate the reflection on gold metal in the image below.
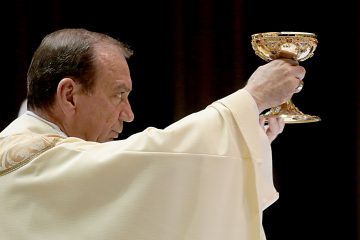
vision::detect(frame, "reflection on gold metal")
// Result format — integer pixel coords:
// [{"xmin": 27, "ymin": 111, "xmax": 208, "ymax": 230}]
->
[{"xmin": 251, "ymin": 31, "xmax": 321, "ymax": 124}]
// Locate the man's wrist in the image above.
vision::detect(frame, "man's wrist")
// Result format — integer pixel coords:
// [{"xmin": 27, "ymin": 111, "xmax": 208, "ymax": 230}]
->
[{"xmin": 243, "ymin": 87, "xmax": 265, "ymax": 113}]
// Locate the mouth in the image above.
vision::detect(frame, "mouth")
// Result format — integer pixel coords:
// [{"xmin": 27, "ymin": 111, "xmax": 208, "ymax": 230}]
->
[
  {"xmin": 112, "ymin": 130, "xmax": 120, "ymax": 139},
  {"xmin": 105, "ymin": 136, "xmax": 119, "ymax": 142}
]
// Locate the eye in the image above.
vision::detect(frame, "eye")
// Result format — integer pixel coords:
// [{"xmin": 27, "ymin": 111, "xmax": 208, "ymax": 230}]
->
[
  {"xmin": 117, "ymin": 93, "xmax": 123, "ymax": 100},
  {"xmin": 116, "ymin": 91, "xmax": 128, "ymax": 102}
]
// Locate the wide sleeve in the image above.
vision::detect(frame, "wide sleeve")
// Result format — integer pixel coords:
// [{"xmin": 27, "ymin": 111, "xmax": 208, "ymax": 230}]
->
[
  {"xmin": 114, "ymin": 89, "xmax": 278, "ymax": 210},
  {"xmin": 215, "ymin": 89, "xmax": 279, "ymax": 210}
]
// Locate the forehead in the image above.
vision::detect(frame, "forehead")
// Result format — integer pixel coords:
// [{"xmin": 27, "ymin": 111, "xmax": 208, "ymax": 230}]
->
[{"xmin": 93, "ymin": 45, "xmax": 132, "ymax": 90}]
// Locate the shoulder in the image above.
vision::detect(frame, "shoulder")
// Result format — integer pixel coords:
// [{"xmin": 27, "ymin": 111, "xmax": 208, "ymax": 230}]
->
[{"xmin": 0, "ymin": 133, "xmax": 64, "ymax": 176}]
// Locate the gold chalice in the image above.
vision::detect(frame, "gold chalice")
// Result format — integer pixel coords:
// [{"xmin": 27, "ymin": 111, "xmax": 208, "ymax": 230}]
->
[{"xmin": 251, "ymin": 31, "xmax": 321, "ymax": 123}]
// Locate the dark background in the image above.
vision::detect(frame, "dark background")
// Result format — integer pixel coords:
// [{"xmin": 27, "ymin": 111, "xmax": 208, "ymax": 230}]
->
[{"xmin": 6, "ymin": 0, "xmax": 359, "ymax": 239}]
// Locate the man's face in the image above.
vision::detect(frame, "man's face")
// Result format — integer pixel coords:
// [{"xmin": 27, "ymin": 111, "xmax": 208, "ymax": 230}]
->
[{"xmin": 72, "ymin": 47, "xmax": 134, "ymax": 142}]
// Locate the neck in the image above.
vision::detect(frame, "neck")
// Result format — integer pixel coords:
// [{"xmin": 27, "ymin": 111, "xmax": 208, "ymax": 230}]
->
[{"xmin": 30, "ymin": 107, "xmax": 67, "ymax": 136}]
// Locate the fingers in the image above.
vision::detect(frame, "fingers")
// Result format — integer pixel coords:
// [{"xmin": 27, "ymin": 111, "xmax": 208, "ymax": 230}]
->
[
  {"xmin": 294, "ymin": 80, "xmax": 304, "ymax": 93},
  {"xmin": 273, "ymin": 58, "xmax": 306, "ymax": 80},
  {"xmin": 294, "ymin": 65, "xmax": 306, "ymax": 80},
  {"xmin": 260, "ymin": 117, "xmax": 285, "ymax": 143},
  {"xmin": 259, "ymin": 116, "xmax": 266, "ymax": 128},
  {"xmin": 279, "ymin": 59, "xmax": 306, "ymax": 94},
  {"xmin": 267, "ymin": 117, "xmax": 285, "ymax": 134},
  {"xmin": 275, "ymin": 58, "xmax": 299, "ymax": 66}
]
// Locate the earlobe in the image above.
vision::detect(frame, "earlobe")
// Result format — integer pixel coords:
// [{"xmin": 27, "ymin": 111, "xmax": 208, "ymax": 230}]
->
[{"xmin": 57, "ymin": 78, "xmax": 77, "ymax": 114}]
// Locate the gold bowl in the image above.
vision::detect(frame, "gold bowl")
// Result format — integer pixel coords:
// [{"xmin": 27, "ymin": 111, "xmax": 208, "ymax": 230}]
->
[{"xmin": 251, "ymin": 32, "xmax": 317, "ymax": 62}]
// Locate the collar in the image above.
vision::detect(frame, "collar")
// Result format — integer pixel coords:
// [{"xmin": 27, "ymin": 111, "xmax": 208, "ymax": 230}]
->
[{"xmin": 25, "ymin": 111, "xmax": 68, "ymax": 138}]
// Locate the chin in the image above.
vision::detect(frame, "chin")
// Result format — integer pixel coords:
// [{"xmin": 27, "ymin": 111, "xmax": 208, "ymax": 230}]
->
[{"xmin": 101, "ymin": 138, "xmax": 115, "ymax": 143}]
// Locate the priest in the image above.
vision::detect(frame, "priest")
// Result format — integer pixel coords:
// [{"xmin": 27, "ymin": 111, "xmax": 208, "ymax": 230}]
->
[{"xmin": 0, "ymin": 28, "xmax": 305, "ymax": 240}]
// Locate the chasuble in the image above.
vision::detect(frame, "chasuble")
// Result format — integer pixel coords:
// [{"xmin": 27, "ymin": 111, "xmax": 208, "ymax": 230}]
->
[{"xmin": 0, "ymin": 89, "xmax": 278, "ymax": 240}]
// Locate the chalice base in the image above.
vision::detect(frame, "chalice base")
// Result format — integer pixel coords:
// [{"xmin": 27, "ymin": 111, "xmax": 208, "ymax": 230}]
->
[{"xmin": 261, "ymin": 101, "xmax": 321, "ymax": 124}]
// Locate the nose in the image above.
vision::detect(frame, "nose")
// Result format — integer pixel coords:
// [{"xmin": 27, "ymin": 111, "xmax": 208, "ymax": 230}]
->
[{"xmin": 119, "ymin": 101, "xmax": 134, "ymax": 123}]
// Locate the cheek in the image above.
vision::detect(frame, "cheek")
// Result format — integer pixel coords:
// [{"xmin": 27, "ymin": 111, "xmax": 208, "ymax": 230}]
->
[
  {"xmin": 103, "ymin": 113, "xmax": 118, "ymax": 126},
  {"xmin": 78, "ymin": 99, "xmax": 111, "ymax": 125},
  {"xmin": 102, "ymin": 104, "xmax": 121, "ymax": 125},
  {"xmin": 79, "ymin": 96, "xmax": 120, "ymax": 130}
]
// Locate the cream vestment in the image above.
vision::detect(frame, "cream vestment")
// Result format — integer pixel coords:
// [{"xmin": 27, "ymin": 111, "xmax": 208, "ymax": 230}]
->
[{"xmin": 0, "ymin": 89, "xmax": 278, "ymax": 240}]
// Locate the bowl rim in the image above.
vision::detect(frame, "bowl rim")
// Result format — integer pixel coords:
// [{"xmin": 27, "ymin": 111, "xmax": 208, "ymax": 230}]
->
[{"xmin": 251, "ymin": 32, "xmax": 316, "ymax": 38}]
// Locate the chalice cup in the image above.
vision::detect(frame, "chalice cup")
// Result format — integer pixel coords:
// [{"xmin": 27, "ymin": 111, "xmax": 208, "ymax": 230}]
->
[{"xmin": 251, "ymin": 32, "xmax": 321, "ymax": 123}]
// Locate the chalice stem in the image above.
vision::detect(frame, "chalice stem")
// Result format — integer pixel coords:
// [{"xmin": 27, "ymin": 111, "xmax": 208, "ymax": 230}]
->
[
  {"xmin": 263, "ymin": 99, "xmax": 301, "ymax": 116},
  {"xmin": 281, "ymin": 99, "xmax": 301, "ymax": 113},
  {"xmin": 261, "ymin": 98, "xmax": 320, "ymax": 124}
]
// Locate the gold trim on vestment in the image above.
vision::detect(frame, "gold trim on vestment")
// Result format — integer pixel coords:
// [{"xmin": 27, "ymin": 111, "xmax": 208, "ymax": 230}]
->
[{"xmin": 0, "ymin": 134, "xmax": 63, "ymax": 176}]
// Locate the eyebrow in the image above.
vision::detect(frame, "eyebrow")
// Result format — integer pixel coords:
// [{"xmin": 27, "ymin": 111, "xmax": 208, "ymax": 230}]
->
[{"xmin": 113, "ymin": 82, "xmax": 132, "ymax": 92}]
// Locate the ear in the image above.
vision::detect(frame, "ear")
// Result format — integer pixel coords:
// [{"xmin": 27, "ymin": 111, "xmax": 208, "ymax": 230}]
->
[{"xmin": 56, "ymin": 78, "xmax": 78, "ymax": 115}]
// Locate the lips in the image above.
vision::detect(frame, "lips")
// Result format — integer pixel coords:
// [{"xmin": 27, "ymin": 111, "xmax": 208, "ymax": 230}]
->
[{"xmin": 111, "ymin": 130, "xmax": 120, "ymax": 139}]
